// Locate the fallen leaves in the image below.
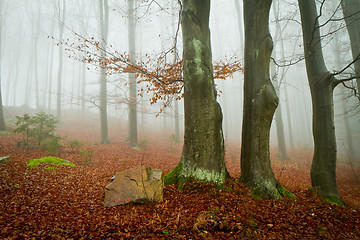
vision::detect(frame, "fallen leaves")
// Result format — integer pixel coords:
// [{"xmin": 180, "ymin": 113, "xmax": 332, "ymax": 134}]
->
[{"xmin": 0, "ymin": 118, "xmax": 360, "ymax": 239}]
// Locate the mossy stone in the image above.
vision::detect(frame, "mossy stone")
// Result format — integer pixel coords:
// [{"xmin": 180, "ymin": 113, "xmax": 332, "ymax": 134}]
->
[{"xmin": 27, "ymin": 156, "xmax": 75, "ymax": 168}]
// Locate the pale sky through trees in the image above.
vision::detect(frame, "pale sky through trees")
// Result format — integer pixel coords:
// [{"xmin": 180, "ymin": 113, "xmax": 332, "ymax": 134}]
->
[{"xmin": 0, "ymin": 0, "xmax": 359, "ymax": 158}]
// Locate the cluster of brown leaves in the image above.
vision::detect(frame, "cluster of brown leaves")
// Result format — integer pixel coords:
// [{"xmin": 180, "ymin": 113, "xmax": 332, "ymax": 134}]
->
[
  {"xmin": 1, "ymin": 114, "xmax": 360, "ymax": 239},
  {"xmin": 61, "ymin": 35, "xmax": 244, "ymax": 110}
]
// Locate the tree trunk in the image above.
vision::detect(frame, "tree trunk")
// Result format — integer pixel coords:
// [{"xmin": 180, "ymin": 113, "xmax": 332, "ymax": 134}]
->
[
  {"xmin": 81, "ymin": 62, "xmax": 86, "ymax": 115},
  {"xmin": 271, "ymin": 53, "xmax": 289, "ymax": 160},
  {"xmin": 0, "ymin": 84, "xmax": 5, "ymax": 131},
  {"xmin": 298, "ymin": 0, "xmax": 343, "ymax": 205},
  {"xmin": 99, "ymin": 0, "xmax": 109, "ymax": 144},
  {"xmin": 165, "ymin": 0, "xmax": 228, "ymax": 186},
  {"xmin": 12, "ymin": 38, "xmax": 21, "ymax": 106},
  {"xmin": 128, "ymin": 0, "xmax": 138, "ymax": 148},
  {"xmin": 271, "ymin": 0, "xmax": 290, "ymax": 159},
  {"xmin": 0, "ymin": 0, "xmax": 5, "ymax": 130},
  {"xmin": 240, "ymin": 0, "xmax": 293, "ymax": 199},
  {"xmin": 341, "ymin": 0, "xmax": 360, "ymax": 95},
  {"xmin": 234, "ymin": 0, "xmax": 244, "ymax": 57},
  {"xmin": 340, "ymin": 87, "xmax": 355, "ymax": 161},
  {"xmin": 174, "ymin": 100, "xmax": 180, "ymax": 143},
  {"xmin": 57, "ymin": 0, "xmax": 66, "ymax": 124},
  {"xmin": 47, "ymin": 4, "xmax": 55, "ymax": 113},
  {"xmin": 33, "ymin": 2, "xmax": 41, "ymax": 110},
  {"xmin": 283, "ymin": 80, "xmax": 294, "ymax": 149},
  {"xmin": 172, "ymin": 1, "xmax": 180, "ymax": 143},
  {"xmin": 333, "ymin": 29, "xmax": 355, "ymax": 161}
]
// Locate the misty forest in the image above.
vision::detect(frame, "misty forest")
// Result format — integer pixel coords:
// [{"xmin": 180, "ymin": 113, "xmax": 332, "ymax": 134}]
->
[{"xmin": 1, "ymin": 0, "xmax": 360, "ymax": 239}]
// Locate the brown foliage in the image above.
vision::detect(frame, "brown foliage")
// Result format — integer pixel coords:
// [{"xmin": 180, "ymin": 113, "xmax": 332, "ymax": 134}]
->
[{"xmin": 60, "ymin": 35, "xmax": 243, "ymax": 111}]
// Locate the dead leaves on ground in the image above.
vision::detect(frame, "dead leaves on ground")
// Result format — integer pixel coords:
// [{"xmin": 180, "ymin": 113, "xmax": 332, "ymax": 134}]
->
[{"xmin": 1, "ymin": 128, "xmax": 360, "ymax": 239}]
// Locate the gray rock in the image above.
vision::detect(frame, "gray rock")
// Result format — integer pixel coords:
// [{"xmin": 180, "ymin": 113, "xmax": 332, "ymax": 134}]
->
[{"xmin": 104, "ymin": 165, "xmax": 164, "ymax": 207}]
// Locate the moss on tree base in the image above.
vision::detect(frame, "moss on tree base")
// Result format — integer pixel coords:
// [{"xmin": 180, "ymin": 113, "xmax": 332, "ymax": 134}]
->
[
  {"xmin": 164, "ymin": 161, "xmax": 183, "ymax": 186},
  {"xmin": 309, "ymin": 188, "xmax": 345, "ymax": 206},
  {"xmin": 243, "ymin": 179, "xmax": 296, "ymax": 200},
  {"xmin": 322, "ymin": 195, "xmax": 345, "ymax": 207},
  {"xmin": 164, "ymin": 160, "xmax": 229, "ymax": 191}
]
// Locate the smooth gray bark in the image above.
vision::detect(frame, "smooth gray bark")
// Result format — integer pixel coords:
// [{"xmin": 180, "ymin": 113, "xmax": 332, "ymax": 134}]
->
[
  {"xmin": 240, "ymin": 0, "xmax": 293, "ymax": 199},
  {"xmin": 298, "ymin": 0, "xmax": 343, "ymax": 205}
]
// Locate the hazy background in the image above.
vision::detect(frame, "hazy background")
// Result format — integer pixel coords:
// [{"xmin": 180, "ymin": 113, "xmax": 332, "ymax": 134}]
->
[{"xmin": 1, "ymin": 0, "xmax": 359, "ymax": 159}]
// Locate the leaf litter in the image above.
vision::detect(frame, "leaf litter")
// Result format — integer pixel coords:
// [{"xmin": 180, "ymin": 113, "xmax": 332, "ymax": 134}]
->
[{"xmin": 0, "ymin": 120, "xmax": 359, "ymax": 239}]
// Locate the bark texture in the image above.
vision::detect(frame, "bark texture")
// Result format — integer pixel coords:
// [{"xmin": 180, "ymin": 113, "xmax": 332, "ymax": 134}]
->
[
  {"xmin": 298, "ymin": 0, "xmax": 343, "ymax": 205},
  {"xmin": 165, "ymin": 0, "xmax": 227, "ymax": 186},
  {"xmin": 341, "ymin": 0, "xmax": 360, "ymax": 95},
  {"xmin": 240, "ymin": 0, "xmax": 293, "ymax": 199}
]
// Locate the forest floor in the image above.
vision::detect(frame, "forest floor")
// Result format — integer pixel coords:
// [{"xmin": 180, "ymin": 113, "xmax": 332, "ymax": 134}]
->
[{"xmin": 1, "ymin": 110, "xmax": 360, "ymax": 239}]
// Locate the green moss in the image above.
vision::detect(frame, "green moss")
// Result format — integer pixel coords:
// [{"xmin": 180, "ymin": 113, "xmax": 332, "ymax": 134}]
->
[
  {"xmin": 164, "ymin": 161, "xmax": 183, "ymax": 186},
  {"xmin": 27, "ymin": 157, "xmax": 75, "ymax": 168},
  {"xmin": 277, "ymin": 185, "xmax": 296, "ymax": 198},
  {"xmin": 323, "ymin": 195, "xmax": 345, "ymax": 207},
  {"xmin": 218, "ymin": 185, "xmax": 233, "ymax": 192}
]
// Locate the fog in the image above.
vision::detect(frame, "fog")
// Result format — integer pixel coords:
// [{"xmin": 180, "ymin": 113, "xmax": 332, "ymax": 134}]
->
[{"xmin": 1, "ymin": 0, "xmax": 359, "ymax": 159}]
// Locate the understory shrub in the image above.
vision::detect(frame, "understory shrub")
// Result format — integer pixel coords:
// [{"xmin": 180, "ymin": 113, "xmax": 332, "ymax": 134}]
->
[{"xmin": 14, "ymin": 112, "xmax": 59, "ymax": 148}]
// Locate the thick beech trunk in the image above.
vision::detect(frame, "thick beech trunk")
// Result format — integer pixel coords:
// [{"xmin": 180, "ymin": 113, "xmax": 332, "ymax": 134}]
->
[
  {"xmin": 165, "ymin": 0, "xmax": 228, "ymax": 186},
  {"xmin": 298, "ymin": 0, "xmax": 342, "ymax": 205},
  {"xmin": 240, "ymin": 0, "xmax": 293, "ymax": 199},
  {"xmin": 341, "ymin": 0, "xmax": 360, "ymax": 95}
]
